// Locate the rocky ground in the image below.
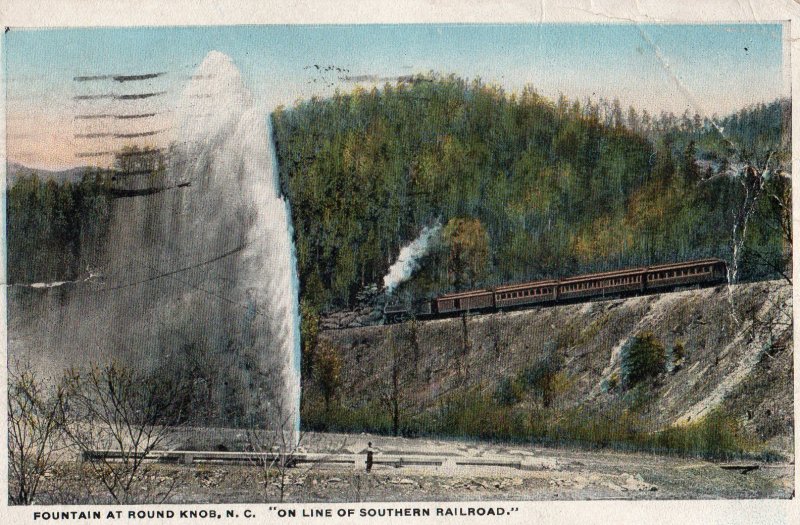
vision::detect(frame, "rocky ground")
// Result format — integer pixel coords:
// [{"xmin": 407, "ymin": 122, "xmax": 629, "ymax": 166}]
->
[
  {"xmin": 35, "ymin": 432, "xmax": 793, "ymax": 504},
  {"xmin": 315, "ymin": 280, "xmax": 793, "ymax": 458}
]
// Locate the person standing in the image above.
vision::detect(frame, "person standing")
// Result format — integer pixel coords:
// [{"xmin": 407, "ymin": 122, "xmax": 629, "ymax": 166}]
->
[{"xmin": 366, "ymin": 441, "xmax": 374, "ymax": 472}]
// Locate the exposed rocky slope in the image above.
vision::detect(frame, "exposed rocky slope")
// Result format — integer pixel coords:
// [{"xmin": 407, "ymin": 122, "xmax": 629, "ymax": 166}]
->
[{"xmin": 314, "ymin": 281, "xmax": 793, "ymax": 458}]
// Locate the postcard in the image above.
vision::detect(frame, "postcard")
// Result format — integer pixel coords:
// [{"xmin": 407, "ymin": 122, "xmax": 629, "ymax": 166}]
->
[{"xmin": 2, "ymin": 1, "xmax": 798, "ymax": 524}]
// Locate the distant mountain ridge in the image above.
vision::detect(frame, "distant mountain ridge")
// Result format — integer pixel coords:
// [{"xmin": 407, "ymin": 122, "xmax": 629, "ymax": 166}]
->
[{"xmin": 6, "ymin": 161, "xmax": 92, "ymax": 186}]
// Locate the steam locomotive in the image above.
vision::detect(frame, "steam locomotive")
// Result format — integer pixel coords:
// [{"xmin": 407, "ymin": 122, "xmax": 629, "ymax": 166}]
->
[{"xmin": 384, "ymin": 258, "xmax": 728, "ymax": 321}]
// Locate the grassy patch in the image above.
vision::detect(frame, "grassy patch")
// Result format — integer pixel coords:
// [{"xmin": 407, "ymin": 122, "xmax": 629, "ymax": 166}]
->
[{"xmin": 303, "ymin": 388, "xmax": 765, "ymax": 460}]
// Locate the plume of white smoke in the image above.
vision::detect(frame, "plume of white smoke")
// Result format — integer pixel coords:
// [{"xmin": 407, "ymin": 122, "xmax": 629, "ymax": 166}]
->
[{"xmin": 383, "ymin": 222, "xmax": 442, "ymax": 294}]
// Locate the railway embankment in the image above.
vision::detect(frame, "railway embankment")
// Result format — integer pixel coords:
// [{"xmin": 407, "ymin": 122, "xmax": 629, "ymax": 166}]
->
[{"xmin": 307, "ymin": 280, "xmax": 793, "ymax": 460}]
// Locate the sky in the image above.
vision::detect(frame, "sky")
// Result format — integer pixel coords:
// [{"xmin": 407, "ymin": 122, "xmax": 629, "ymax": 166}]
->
[{"xmin": 4, "ymin": 23, "xmax": 788, "ymax": 170}]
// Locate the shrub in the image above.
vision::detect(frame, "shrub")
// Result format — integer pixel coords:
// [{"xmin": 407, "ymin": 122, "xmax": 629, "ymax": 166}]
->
[
  {"xmin": 607, "ymin": 372, "xmax": 619, "ymax": 391},
  {"xmin": 313, "ymin": 341, "xmax": 342, "ymax": 412},
  {"xmin": 493, "ymin": 376, "xmax": 523, "ymax": 406},
  {"xmin": 8, "ymin": 363, "xmax": 69, "ymax": 505},
  {"xmin": 672, "ymin": 340, "xmax": 686, "ymax": 366},
  {"xmin": 621, "ymin": 331, "xmax": 666, "ymax": 387},
  {"xmin": 517, "ymin": 345, "xmax": 565, "ymax": 407},
  {"xmin": 653, "ymin": 409, "xmax": 754, "ymax": 460}
]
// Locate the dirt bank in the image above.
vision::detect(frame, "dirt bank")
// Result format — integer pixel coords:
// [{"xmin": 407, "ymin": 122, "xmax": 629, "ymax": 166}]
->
[{"xmin": 310, "ymin": 281, "xmax": 793, "ymax": 458}]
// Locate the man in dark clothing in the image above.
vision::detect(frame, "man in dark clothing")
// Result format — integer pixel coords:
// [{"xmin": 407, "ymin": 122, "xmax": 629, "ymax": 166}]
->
[{"xmin": 366, "ymin": 442, "xmax": 374, "ymax": 472}]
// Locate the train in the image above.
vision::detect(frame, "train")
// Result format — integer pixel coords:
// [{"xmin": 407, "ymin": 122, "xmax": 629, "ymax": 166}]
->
[{"xmin": 384, "ymin": 258, "xmax": 728, "ymax": 321}]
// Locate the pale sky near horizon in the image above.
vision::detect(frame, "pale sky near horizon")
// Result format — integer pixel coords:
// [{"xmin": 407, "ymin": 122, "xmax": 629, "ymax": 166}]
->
[{"xmin": 4, "ymin": 23, "xmax": 788, "ymax": 170}]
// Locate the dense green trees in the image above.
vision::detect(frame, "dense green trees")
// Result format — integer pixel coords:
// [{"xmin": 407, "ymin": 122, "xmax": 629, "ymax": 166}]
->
[
  {"xmin": 7, "ymin": 171, "xmax": 111, "ymax": 283},
  {"xmin": 442, "ymin": 217, "xmax": 489, "ymax": 289},
  {"xmin": 273, "ymin": 75, "xmax": 790, "ymax": 310},
  {"xmin": 6, "ymin": 76, "xmax": 789, "ymax": 306}
]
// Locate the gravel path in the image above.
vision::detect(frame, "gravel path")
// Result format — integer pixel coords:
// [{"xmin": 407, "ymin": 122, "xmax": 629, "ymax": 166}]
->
[{"xmin": 38, "ymin": 431, "xmax": 793, "ymax": 503}]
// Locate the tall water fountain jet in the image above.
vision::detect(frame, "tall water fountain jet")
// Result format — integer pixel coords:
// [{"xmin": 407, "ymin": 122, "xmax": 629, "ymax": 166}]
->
[
  {"xmin": 170, "ymin": 51, "xmax": 300, "ymax": 428},
  {"xmin": 7, "ymin": 51, "xmax": 301, "ymax": 436},
  {"xmin": 169, "ymin": 51, "xmax": 301, "ymax": 432}
]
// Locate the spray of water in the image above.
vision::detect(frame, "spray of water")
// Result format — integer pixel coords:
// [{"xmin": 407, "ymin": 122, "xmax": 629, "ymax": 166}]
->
[
  {"xmin": 8, "ymin": 51, "xmax": 301, "ymax": 437},
  {"xmin": 383, "ymin": 222, "xmax": 442, "ymax": 294},
  {"xmin": 170, "ymin": 51, "xmax": 301, "ymax": 433}
]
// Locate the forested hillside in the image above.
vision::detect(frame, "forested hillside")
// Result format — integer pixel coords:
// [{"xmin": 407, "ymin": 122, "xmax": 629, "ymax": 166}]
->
[
  {"xmin": 272, "ymin": 75, "xmax": 791, "ymax": 310},
  {"xmin": 6, "ymin": 76, "xmax": 790, "ymax": 305},
  {"xmin": 6, "ymin": 171, "xmax": 111, "ymax": 283}
]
